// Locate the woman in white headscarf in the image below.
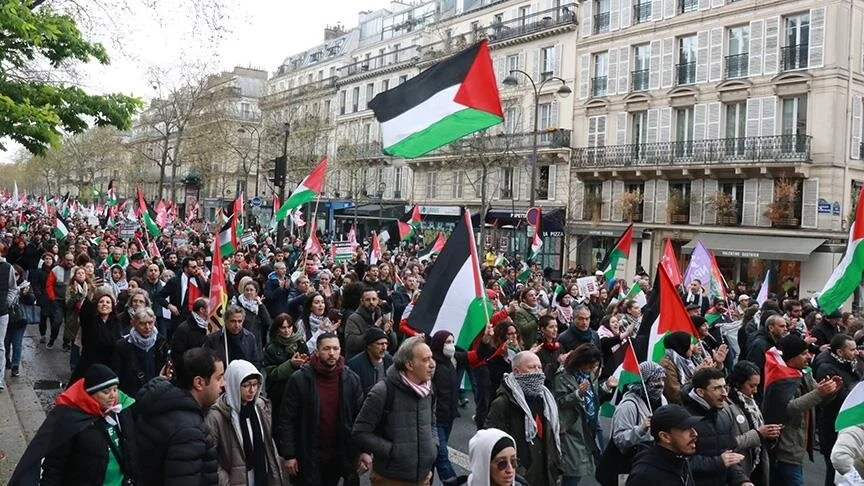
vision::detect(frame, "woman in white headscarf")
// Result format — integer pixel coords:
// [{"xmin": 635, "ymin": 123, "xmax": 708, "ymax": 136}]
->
[{"xmin": 457, "ymin": 428, "xmax": 528, "ymax": 485}]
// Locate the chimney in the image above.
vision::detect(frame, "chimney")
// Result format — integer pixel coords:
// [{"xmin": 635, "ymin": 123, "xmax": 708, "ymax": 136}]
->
[{"xmin": 324, "ymin": 23, "xmax": 346, "ymax": 41}]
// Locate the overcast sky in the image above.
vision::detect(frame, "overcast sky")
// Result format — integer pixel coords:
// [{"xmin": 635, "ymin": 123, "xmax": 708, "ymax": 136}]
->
[{"xmin": 2, "ymin": 0, "xmax": 394, "ymax": 162}]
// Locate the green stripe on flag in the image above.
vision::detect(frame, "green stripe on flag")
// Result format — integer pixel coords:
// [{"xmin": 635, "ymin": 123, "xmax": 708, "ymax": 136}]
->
[
  {"xmin": 454, "ymin": 297, "xmax": 493, "ymax": 350},
  {"xmin": 384, "ymin": 109, "xmax": 503, "ymax": 158}
]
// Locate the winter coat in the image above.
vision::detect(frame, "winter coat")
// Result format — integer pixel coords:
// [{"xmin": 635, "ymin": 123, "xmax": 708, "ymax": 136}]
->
[
  {"xmin": 765, "ymin": 372, "xmax": 825, "ymax": 465},
  {"xmin": 71, "ymin": 299, "xmax": 123, "ymax": 383},
  {"xmin": 276, "ymin": 360, "xmax": 364, "ymax": 485},
  {"xmin": 263, "ymin": 274, "xmax": 291, "ymax": 317},
  {"xmin": 262, "ymin": 333, "xmax": 308, "ymax": 419},
  {"xmin": 204, "ymin": 328, "xmax": 262, "ymax": 369},
  {"xmin": 346, "ymin": 350, "xmax": 393, "ymax": 397},
  {"xmin": 814, "ymin": 351, "xmax": 862, "ymax": 453},
  {"xmin": 610, "ymin": 391, "xmax": 656, "ymax": 453},
  {"xmin": 659, "ymin": 355, "xmax": 685, "ymax": 405},
  {"xmin": 351, "ymin": 365, "xmax": 437, "ymax": 483},
  {"xmin": 239, "ymin": 299, "xmax": 271, "ymax": 350},
  {"xmin": 431, "ymin": 347, "xmax": 474, "ymax": 425},
  {"xmin": 512, "ymin": 306, "xmax": 540, "ymax": 348},
  {"xmin": 132, "ymin": 377, "xmax": 219, "ymax": 486},
  {"xmin": 552, "ymin": 368, "xmax": 599, "ymax": 478},
  {"xmin": 626, "ymin": 444, "xmax": 696, "ymax": 486},
  {"xmin": 831, "ymin": 424, "xmax": 864, "ymax": 476},
  {"xmin": 722, "ymin": 398, "xmax": 770, "ymax": 486},
  {"xmin": 680, "ymin": 386, "xmax": 750, "ymax": 486},
  {"xmin": 343, "ymin": 305, "xmax": 397, "ymax": 359},
  {"xmin": 811, "ymin": 322, "xmax": 840, "ymax": 347},
  {"xmin": 111, "ymin": 335, "xmax": 169, "ymax": 397},
  {"xmin": 557, "ymin": 325, "xmax": 601, "ymax": 353},
  {"xmin": 171, "ymin": 316, "xmax": 207, "ymax": 365}
]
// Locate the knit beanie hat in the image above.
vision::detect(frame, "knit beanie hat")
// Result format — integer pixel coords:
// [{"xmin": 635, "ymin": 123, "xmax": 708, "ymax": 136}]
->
[
  {"xmin": 84, "ymin": 364, "xmax": 119, "ymax": 394},
  {"xmin": 430, "ymin": 330, "xmax": 453, "ymax": 353},
  {"xmin": 777, "ymin": 334, "xmax": 808, "ymax": 358},
  {"xmin": 364, "ymin": 327, "xmax": 388, "ymax": 345},
  {"xmin": 664, "ymin": 330, "xmax": 693, "ymax": 357}
]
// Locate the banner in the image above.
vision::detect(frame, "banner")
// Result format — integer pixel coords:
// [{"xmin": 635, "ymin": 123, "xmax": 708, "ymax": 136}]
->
[
  {"xmin": 576, "ymin": 276, "xmax": 600, "ymax": 296},
  {"xmin": 333, "ymin": 241, "xmax": 354, "ymax": 263},
  {"xmin": 120, "ymin": 222, "xmax": 137, "ymax": 239}
]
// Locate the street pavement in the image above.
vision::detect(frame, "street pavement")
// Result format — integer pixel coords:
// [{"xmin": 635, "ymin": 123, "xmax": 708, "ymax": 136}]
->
[{"xmin": 3, "ymin": 324, "xmax": 830, "ymax": 485}]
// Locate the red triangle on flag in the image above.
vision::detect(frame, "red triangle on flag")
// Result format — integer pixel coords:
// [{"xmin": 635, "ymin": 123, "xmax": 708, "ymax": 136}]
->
[{"xmin": 453, "ymin": 39, "xmax": 503, "ymax": 117}]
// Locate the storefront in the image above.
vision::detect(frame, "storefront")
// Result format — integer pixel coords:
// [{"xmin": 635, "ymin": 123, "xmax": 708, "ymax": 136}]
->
[
  {"xmin": 411, "ymin": 205, "xmax": 463, "ymax": 244},
  {"xmin": 567, "ymin": 223, "xmax": 647, "ymax": 276},
  {"xmin": 483, "ymin": 208, "xmax": 567, "ymax": 272}
]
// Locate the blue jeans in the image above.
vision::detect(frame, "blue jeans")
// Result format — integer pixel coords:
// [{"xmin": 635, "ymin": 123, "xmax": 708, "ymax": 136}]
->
[
  {"xmin": 773, "ymin": 461, "xmax": 803, "ymax": 486},
  {"xmin": 4, "ymin": 323, "xmax": 24, "ymax": 369},
  {"xmin": 434, "ymin": 423, "xmax": 456, "ymax": 481}
]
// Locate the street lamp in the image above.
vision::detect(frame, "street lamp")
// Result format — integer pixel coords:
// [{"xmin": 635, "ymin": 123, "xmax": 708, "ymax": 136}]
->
[
  {"xmin": 276, "ymin": 122, "xmax": 290, "ymax": 247},
  {"xmin": 502, "ymin": 70, "xmax": 571, "ymax": 208},
  {"xmin": 237, "ymin": 125, "xmax": 262, "ymax": 196}
]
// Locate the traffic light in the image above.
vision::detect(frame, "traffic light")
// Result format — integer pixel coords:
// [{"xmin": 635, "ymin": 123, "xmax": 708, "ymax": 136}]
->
[{"xmin": 273, "ymin": 156, "xmax": 287, "ymax": 187}]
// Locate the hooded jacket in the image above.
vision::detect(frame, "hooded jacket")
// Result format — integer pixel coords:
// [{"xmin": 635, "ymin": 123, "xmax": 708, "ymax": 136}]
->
[
  {"xmin": 262, "ymin": 332, "xmax": 308, "ymax": 423},
  {"xmin": 626, "ymin": 443, "xmax": 695, "ymax": 486},
  {"xmin": 205, "ymin": 360, "xmax": 283, "ymax": 486},
  {"xmin": 344, "ymin": 305, "xmax": 397, "ymax": 359},
  {"xmin": 457, "ymin": 428, "xmax": 528, "ymax": 486}
]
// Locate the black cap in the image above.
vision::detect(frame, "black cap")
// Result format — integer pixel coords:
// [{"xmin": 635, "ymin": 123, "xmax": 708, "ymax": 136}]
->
[
  {"xmin": 777, "ymin": 334, "xmax": 808, "ymax": 358},
  {"xmin": 364, "ymin": 327, "xmax": 388, "ymax": 345},
  {"xmin": 650, "ymin": 404, "xmax": 701, "ymax": 438}
]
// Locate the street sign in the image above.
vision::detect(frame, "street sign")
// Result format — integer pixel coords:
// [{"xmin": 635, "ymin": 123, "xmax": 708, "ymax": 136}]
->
[
  {"xmin": 250, "ymin": 197, "xmax": 262, "ymax": 207},
  {"xmin": 818, "ymin": 198, "xmax": 831, "ymax": 214}
]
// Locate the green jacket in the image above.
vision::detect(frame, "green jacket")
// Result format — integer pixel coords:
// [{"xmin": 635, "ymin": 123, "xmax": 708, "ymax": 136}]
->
[
  {"xmin": 552, "ymin": 369, "xmax": 599, "ymax": 477},
  {"xmin": 512, "ymin": 306, "xmax": 540, "ymax": 348},
  {"xmin": 262, "ymin": 333, "xmax": 308, "ymax": 402}
]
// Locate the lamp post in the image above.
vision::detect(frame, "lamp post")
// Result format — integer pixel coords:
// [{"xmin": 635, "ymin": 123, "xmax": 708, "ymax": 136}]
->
[
  {"xmin": 237, "ymin": 125, "xmax": 262, "ymax": 196},
  {"xmin": 276, "ymin": 122, "xmax": 290, "ymax": 247},
  {"xmin": 501, "ymin": 70, "xmax": 571, "ymax": 208}
]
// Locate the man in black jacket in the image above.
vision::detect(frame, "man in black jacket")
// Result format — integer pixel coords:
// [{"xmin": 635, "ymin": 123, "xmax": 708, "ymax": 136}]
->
[
  {"xmin": 170, "ymin": 297, "xmax": 209, "ymax": 370},
  {"xmin": 344, "ymin": 288, "xmax": 397, "ymax": 359},
  {"xmin": 346, "ymin": 327, "xmax": 393, "ymax": 396},
  {"xmin": 203, "ymin": 305, "xmax": 261, "ymax": 369},
  {"xmin": 278, "ymin": 332, "xmax": 368, "ymax": 486},
  {"xmin": 132, "ymin": 347, "xmax": 223, "ymax": 486},
  {"xmin": 627, "ymin": 404, "xmax": 698, "ymax": 485},
  {"xmin": 745, "ymin": 314, "xmax": 788, "ymax": 399},
  {"xmin": 680, "ymin": 368, "xmax": 753, "ymax": 486},
  {"xmin": 158, "ymin": 257, "xmax": 209, "ymax": 337}
]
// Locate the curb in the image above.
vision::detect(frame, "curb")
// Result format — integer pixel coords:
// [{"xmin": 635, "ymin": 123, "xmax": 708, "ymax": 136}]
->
[{"xmin": 0, "ymin": 378, "xmax": 29, "ymax": 483}]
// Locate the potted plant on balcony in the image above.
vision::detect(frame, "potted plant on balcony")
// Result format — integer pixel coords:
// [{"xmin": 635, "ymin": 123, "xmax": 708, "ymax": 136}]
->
[
  {"xmin": 584, "ymin": 193, "xmax": 603, "ymax": 223},
  {"xmin": 708, "ymin": 192, "xmax": 738, "ymax": 225},
  {"xmin": 765, "ymin": 178, "xmax": 801, "ymax": 227},
  {"xmin": 667, "ymin": 189, "xmax": 690, "ymax": 224},
  {"xmin": 618, "ymin": 190, "xmax": 644, "ymax": 223}
]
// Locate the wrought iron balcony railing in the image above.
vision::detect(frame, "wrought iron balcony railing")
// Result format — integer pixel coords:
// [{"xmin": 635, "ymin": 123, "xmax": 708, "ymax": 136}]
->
[
  {"xmin": 676, "ymin": 61, "xmax": 696, "ymax": 85},
  {"xmin": 337, "ymin": 141, "xmax": 385, "ymax": 159},
  {"xmin": 262, "ymin": 77, "xmax": 337, "ymax": 105},
  {"xmin": 427, "ymin": 129, "xmax": 572, "ymax": 156},
  {"xmin": 781, "ymin": 44, "xmax": 809, "ymax": 71},
  {"xmin": 487, "ymin": 3, "xmax": 577, "ymax": 43},
  {"xmin": 593, "ymin": 12, "xmax": 610, "ymax": 34},
  {"xmin": 592, "ymin": 76, "xmax": 608, "ymax": 97},
  {"xmin": 338, "ymin": 45, "xmax": 420, "ymax": 77},
  {"xmin": 632, "ymin": 69, "xmax": 649, "ymax": 91},
  {"xmin": 572, "ymin": 135, "xmax": 812, "ymax": 168},
  {"xmin": 725, "ymin": 53, "xmax": 749, "ymax": 79},
  {"xmin": 679, "ymin": 0, "xmax": 698, "ymax": 13},
  {"xmin": 634, "ymin": 2, "xmax": 651, "ymax": 23}
]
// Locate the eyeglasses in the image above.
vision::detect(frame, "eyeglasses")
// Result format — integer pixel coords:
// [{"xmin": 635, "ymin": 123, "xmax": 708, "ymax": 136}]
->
[
  {"xmin": 240, "ymin": 381, "xmax": 260, "ymax": 389},
  {"xmin": 493, "ymin": 457, "xmax": 518, "ymax": 471}
]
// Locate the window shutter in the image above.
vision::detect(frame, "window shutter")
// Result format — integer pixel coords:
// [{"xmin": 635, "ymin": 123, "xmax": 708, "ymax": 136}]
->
[
  {"xmin": 760, "ymin": 96, "xmax": 776, "ymax": 137},
  {"xmin": 573, "ymin": 180, "xmax": 584, "ymax": 219},
  {"xmin": 763, "ymin": 17, "xmax": 780, "ymax": 75},
  {"xmin": 655, "ymin": 179, "xmax": 669, "ymax": 224},
  {"xmin": 707, "ymin": 102, "xmax": 721, "ymax": 139},
  {"xmin": 533, "ymin": 48, "xmax": 542, "ymax": 80},
  {"xmin": 554, "ymin": 44, "xmax": 563, "ymax": 77},
  {"xmin": 649, "ymin": 40, "xmax": 662, "ymax": 90},
  {"xmin": 663, "ymin": 0, "xmax": 675, "ymax": 19},
  {"xmin": 582, "ymin": 0, "xmax": 593, "ymax": 37},
  {"xmin": 610, "ymin": 0, "xmax": 620, "ymax": 31},
  {"xmin": 519, "ymin": 51, "xmax": 527, "ymax": 73},
  {"xmin": 602, "ymin": 180, "xmax": 613, "ymax": 220},
  {"xmin": 689, "ymin": 179, "xmax": 704, "ymax": 225},
  {"xmin": 742, "ymin": 178, "xmax": 759, "ymax": 226},
  {"xmin": 608, "ymin": 49, "xmax": 619, "ymax": 95},
  {"xmin": 801, "ymin": 178, "xmax": 819, "ymax": 228},
  {"xmin": 711, "ymin": 0, "xmax": 724, "ymax": 7},
  {"xmin": 702, "ymin": 179, "xmax": 718, "ymax": 224},
  {"xmin": 699, "ymin": 0, "xmax": 710, "ymax": 11},
  {"xmin": 647, "ymin": 108, "xmax": 659, "ymax": 143},
  {"xmin": 749, "ymin": 20, "xmax": 764, "ymax": 77},
  {"xmin": 652, "ymin": 0, "xmax": 662, "ymax": 21},
  {"xmin": 612, "ymin": 180, "xmax": 625, "ymax": 221},
  {"xmin": 551, "ymin": 100, "xmax": 559, "ymax": 129},
  {"xmin": 694, "ymin": 104, "xmax": 707, "ymax": 141},
  {"xmin": 618, "ymin": 46, "xmax": 630, "ymax": 93},
  {"xmin": 809, "ymin": 7, "xmax": 826, "ymax": 68},
  {"xmin": 696, "ymin": 30, "xmax": 709, "ymax": 83},
  {"xmin": 547, "ymin": 164, "xmax": 557, "ymax": 200},
  {"xmin": 579, "ymin": 54, "xmax": 591, "ymax": 99},
  {"xmin": 659, "ymin": 107, "xmax": 672, "ymax": 142},
  {"xmin": 661, "ymin": 37, "xmax": 674, "ymax": 89},
  {"xmin": 620, "ymin": 0, "xmax": 631, "ymax": 28},
  {"xmin": 709, "ymin": 28, "xmax": 723, "ymax": 82},
  {"xmin": 745, "ymin": 98, "xmax": 762, "ymax": 138},
  {"xmin": 852, "ymin": 95, "xmax": 862, "ymax": 160},
  {"xmin": 598, "ymin": 115, "xmax": 608, "ymax": 146},
  {"xmin": 493, "ymin": 57, "xmax": 505, "ymax": 85},
  {"xmin": 757, "ymin": 178, "xmax": 774, "ymax": 227},
  {"xmin": 616, "ymin": 112, "xmax": 628, "ymax": 145},
  {"xmin": 588, "ymin": 116, "xmax": 598, "ymax": 147},
  {"xmin": 643, "ymin": 179, "xmax": 656, "ymax": 223}
]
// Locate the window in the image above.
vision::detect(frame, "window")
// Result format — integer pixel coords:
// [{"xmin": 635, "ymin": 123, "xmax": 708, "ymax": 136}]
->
[
  {"xmin": 506, "ymin": 54, "xmax": 519, "ymax": 78},
  {"xmin": 351, "ymin": 87, "xmax": 359, "ymax": 112},
  {"xmin": 679, "ymin": 0, "xmax": 697, "ymax": 14},
  {"xmin": 634, "ymin": 0, "xmax": 651, "ymax": 23},
  {"xmin": 540, "ymin": 47, "xmax": 555, "ymax": 80},
  {"xmin": 592, "ymin": 52, "xmax": 609, "ymax": 97},
  {"xmin": 594, "ymin": 0, "xmax": 610, "ymax": 33},
  {"xmin": 393, "ymin": 167, "xmax": 403, "ymax": 199},
  {"xmin": 720, "ymin": 181, "xmax": 744, "ymax": 225},
  {"xmin": 781, "ymin": 95, "xmax": 808, "ymax": 153},
  {"xmin": 500, "ymin": 167, "xmax": 514, "ymax": 199},
  {"xmin": 339, "ymin": 90, "xmax": 346, "ymax": 115},
  {"xmin": 583, "ymin": 182, "xmax": 602, "ymax": 220},
  {"xmin": 363, "ymin": 123, "xmax": 372, "ymax": 143},
  {"xmin": 240, "ymin": 102, "xmax": 251, "ymax": 119},
  {"xmin": 625, "ymin": 183, "xmax": 645, "ymax": 222},
  {"xmin": 726, "ymin": 26, "xmax": 750, "ymax": 79},
  {"xmin": 536, "ymin": 166, "xmax": 552, "ymax": 200},
  {"xmin": 452, "ymin": 170, "xmax": 464, "ymax": 198},
  {"xmin": 426, "ymin": 172, "xmax": 438, "ymax": 199},
  {"xmin": 323, "ymin": 100, "xmax": 331, "ymax": 120},
  {"xmin": 381, "ymin": 79, "xmax": 389, "ymax": 92},
  {"xmin": 378, "ymin": 48, "xmax": 386, "ymax": 67},
  {"xmin": 632, "ymin": 44, "xmax": 650, "ymax": 91},
  {"xmin": 631, "ymin": 110, "xmax": 648, "ymax": 159},
  {"xmin": 725, "ymin": 102, "xmax": 746, "ymax": 155},
  {"xmin": 782, "ymin": 13, "xmax": 810, "ymax": 71},
  {"xmin": 538, "ymin": 102, "xmax": 553, "ymax": 142},
  {"xmin": 677, "ymin": 35, "xmax": 697, "ymax": 85},
  {"xmin": 675, "ymin": 106, "xmax": 695, "ymax": 156},
  {"xmin": 398, "ymin": 75, "xmax": 408, "ymax": 84},
  {"xmin": 668, "ymin": 182, "xmax": 691, "ymax": 223},
  {"xmin": 392, "ymin": 43, "xmax": 401, "ymax": 64},
  {"xmin": 519, "ymin": 6, "xmax": 531, "ymax": 26},
  {"xmin": 504, "ymin": 105, "xmax": 520, "ymax": 133},
  {"xmin": 365, "ymin": 83, "xmax": 374, "ymax": 108}
]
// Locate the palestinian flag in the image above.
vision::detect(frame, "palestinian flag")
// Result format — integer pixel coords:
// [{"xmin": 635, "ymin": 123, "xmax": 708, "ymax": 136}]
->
[
  {"xmin": 135, "ymin": 186, "xmax": 161, "ymax": 238},
  {"xmin": 494, "ymin": 253, "xmax": 507, "ymax": 267},
  {"xmin": 762, "ymin": 346, "xmax": 805, "ymax": 426},
  {"xmin": 305, "ymin": 223, "xmax": 323, "ymax": 255},
  {"xmin": 837, "ymin": 381, "xmax": 864, "ymax": 431},
  {"xmin": 348, "ymin": 224, "xmax": 358, "ymax": 250},
  {"xmin": 818, "ymin": 186, "xmax": 864, "ymax": 314},
  {"xmin": 661, "ymin": 239, "xmax": 682, "ymax": 286},
  {"xmin": 406, "ymin": 210, "xmax": 492, "ymax": 349},
  {"xmin": 208, "ymin": 237, "xmax": 229, "ymax": 333},
  {"xmin": 368, "ymin": 40, "xmax": 503, "ymax": 158},
  {"xmin": 705, "ymin": 307, "xmax": 723, "ymax": 326},
  {"xmin": 370, "ymin": 231, "xmax": 382, "ymax": 265},
  {"xmin": 419, "ymin": 232, "xmax": 446, "ymax": 262},
  {"xmin": 410, "ymin": 205, "xmax": 422, "ymax": 231},
  {"xmin": 516, "ymin": 261, "xmax": 531, "ymax": 282},
  {"xmin": 756, "ymin": 270, "xmax": 770, "ymax": 306},
  {"xmin": 599, "ymin": 340, "xmax": 643, "ymax": 417},
  {"xmin": 106, "ymin": 180, "xmax": 117, "ymax": 206},
  {"xmin": 397, "ymin": 220, "xmax": 415, "ymax": 241},
  {"xmin": 638, "ymin": 262, "xmax": 699, "ymax": 362},
  {"xmin": 275, "ymin": 156, "xmax": 327, "ymax": 222},
  {"xmin": 54, "ymin": 216, "xmax": 69, "ymax": 240},
  {"xmin": 600, "ymin": 224, "xmax": 633, "ymax": 284},
  {"xmin": 625, "ymin": 282, "xmax": 647, "ymax": 308},
  {"xmin": 156, "ymin": 200, "xmax": 167, "ymax": 228},
  {"xmin": 269, "ymin": 195, "xmax": 280, "ymax": 232},
  {"xmin": 528, "ymin": 229, "xmax": 543, "ymax": 261},
  {"xmin": 233, "ymin": 193, "xmax": 244, "ymax": 237},
  {"xmin": 218, "ymin": 213, "xmax": 238, "ymax": 257}
]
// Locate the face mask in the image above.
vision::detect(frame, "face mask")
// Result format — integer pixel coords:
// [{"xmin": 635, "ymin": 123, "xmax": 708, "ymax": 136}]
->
[
  {"xmin": 443, "ymin": 343, "xmax": 456, "ymax": 358},
  {"xmin": 647, "ymin": 381, "xmax": 665, "ymax": 400}
]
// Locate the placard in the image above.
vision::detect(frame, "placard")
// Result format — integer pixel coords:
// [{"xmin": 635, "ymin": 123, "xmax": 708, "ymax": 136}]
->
[
  {"xmin": 332, "ymin": 241, "xmax": 354, "ymax": 263},
  {"xmin": 241, "ymin": 231, "xmax": 257, "ymax": 246},
  {"xmin": 120, "ymin": 222, "xmax": 137, "ymax": 239},
  {"xmin": 576, "ymin": 276, "xmax": 600, "ymax": 296}
]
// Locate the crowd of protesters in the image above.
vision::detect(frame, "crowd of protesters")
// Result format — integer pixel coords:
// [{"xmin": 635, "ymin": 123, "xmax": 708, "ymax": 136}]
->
[{"xmin": 2, "ymin": 204, "xmax": 864, "ymax": 486}]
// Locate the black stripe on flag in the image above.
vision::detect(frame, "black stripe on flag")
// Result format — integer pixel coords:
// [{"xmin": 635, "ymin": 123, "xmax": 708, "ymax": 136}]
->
[
  {"xmin": 633, "ymin": 267, "xmax": 662, "ymax": 361},
  {"xmin": 407, "ymin": 210, "xmax": 473, "ymax": 335},
  {"xmin": 368, "ymin": 42, "xmax": 484, "ymax": 123}
]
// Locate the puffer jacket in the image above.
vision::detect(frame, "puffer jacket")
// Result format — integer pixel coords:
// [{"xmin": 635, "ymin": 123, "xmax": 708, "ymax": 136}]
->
[
  {"xmin": 351, "ymin": 366, "xmax": 437, "ymax": 483},
  {"xmin": 626, "ymin": 444, "xmax": 695, "ymax": 486},
  {"xmin": 132, "ymin": 377, "xmax": 218, "ymax": 486}
]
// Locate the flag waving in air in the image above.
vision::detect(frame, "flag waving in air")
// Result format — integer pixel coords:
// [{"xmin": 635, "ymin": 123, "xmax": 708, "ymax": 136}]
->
[
  {"xmin": 599, "ymin": 340, "xmax": 643, "ymax": 417},
  {"xmin": 837, "ymin": 381, "xmax": 864, "ymax": 431},
  {"xmin": 275, "ymin": 156, "xmax": 327, "ymax": 222},
  {"xmin": 135, "ymin": 186, "xmax": 161, "ymax": 237},
  {"xmin": 419, "ymin": 232, "xmax": 446, "ymax": 262},
  {"xmin": 818, "ymin": 186, "xmax": 864, "ymax": 314},
  {"xmin": 369, "ymin": 231, "xmax": 382, "ymax": 265},
  {"xmin": 368, "ymin": 40, "xmax": 503, "ymax": 158},
  {"xmin": 661, "ymin": 239, "xmax": 682, "ymax": 286},
  {"xmin": 217, "ymin": 213, "xmax": 238, "ymax": 257},
  {"xmin": 599, "ymin": 224, "xmax": 633, "ymax": 284},
  {"xmin": 106, "ymin": 180, "xmax": 117, "ymax": 206},
  {"xmin": 208, "ymin": 237, "xmax": 229, "ymax": 335},
  {"xmin": 638, "ymin": 263, "xmax": 700, "ymax": 362}
]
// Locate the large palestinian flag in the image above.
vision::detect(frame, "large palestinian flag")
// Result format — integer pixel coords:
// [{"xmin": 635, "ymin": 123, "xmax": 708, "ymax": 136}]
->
[
  {"xmin": 217, "ymin": 213, "xmax": 238, "ymax": 257},
  {"xmin": 762, "ymin": 346, "xmax": 805, "ymax": 426},
  {"xmin": 407, "ymin": 210, "xmax": 491, "ymax": 349},
  {"xmin": 818, "ymin": 186, "xmax": 864, "ymax": 314},
  {"xmin": 368, "ymin": 40, "xmax": 503, "ymax": 158},
  {"xmin": 600, "ymin": 224, "xmax": 633, "ymax": 284},
  {"xmin": 135, "ymin": 185, "xmax": 161, "ymax": 238},
  {"xmin": 275, "ymin": 156, "xmax": 327, "ymax": 222},
  {"xmin": 637, "ymin": 262, "xmax": 699, "ymax": 362}
]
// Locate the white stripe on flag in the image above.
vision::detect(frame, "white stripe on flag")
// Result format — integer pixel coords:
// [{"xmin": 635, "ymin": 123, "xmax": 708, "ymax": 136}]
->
[
  {"xmin": 430, "ymin": 257, "xmax": 476, "ymax": 336},
  {"xmin": 380, "ymin": 85, "xmax": 464, "ymax": 148}
]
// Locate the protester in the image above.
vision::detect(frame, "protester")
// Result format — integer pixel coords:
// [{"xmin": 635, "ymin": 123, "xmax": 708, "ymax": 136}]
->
[
  {"xmin": 170, "ymin": 297, "xmax": 210, "ymax": 368},
  {"xmin": 262, "ymin": 312, "xmax": 308, "ymax": 425},
  {"xmin": 457, "ymin": 428, "xmax": 529, "ymax": 486},
  {"xmin": 558, "ymin": 304, "xmax": 600, "ymax": 352},
  {"xmin": 111, "ymin": 307, "xmax": 169, "ymax": 396},
  {"xmin": 346, "ymin": 327, "xmax": 393, "ymax": 397},
  {"xmin": 45, "ymin": 252, "xmax": 74, "ymax": 349},
  {"xmin": 625, "ymin": 404, "xmax": 699, "ymax": 485},
  {"xmin": 660, "ymin": 330, "xmax": 701, "ymax": 404},
  {"xmin": 71, "ymin": 289, "xmax": 123, "ymax": 383},
  {"xmin": 236, "ymin": 278, "xmax": 271, "ymax": 349},
  {"xmin": 204, "ymin": 304, "xmax": 262, "ymax": 369},
  {"xmin": 344, "ymin": 287, "xmax": 397, "ymax": 359}
]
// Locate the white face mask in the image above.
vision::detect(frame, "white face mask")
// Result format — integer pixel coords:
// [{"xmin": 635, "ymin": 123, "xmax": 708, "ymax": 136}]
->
[{"xmin": 443, "ymin": 343, "xmax": 456, "ymax": 358}]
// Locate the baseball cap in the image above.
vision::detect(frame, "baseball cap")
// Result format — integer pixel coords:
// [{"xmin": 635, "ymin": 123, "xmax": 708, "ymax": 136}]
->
[
  {"xmin": 738, "ymin": 294, "xmax": 750, "ymax": 303},
  {"xmin": 650, "ymin": 404, "xmax": 701, "ymax": 439}
]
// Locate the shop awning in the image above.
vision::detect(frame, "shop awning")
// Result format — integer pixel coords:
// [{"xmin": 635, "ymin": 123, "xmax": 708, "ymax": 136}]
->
[{"xmin": 682, "ymin": 233, "xmax": 825, "ymax": 261}]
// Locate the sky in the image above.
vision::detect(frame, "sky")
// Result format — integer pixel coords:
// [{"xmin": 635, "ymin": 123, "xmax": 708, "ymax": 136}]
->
[{"xmin": 2, "ymin": 0, "xmax": 395, "ymax": 162}]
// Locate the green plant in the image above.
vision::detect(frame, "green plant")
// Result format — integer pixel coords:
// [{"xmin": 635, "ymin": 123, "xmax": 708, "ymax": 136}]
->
[
  {"xmin": 667, "ymin": 189, "xmax": 690, "ymax": 220},
  {"xmin": 584, "ymin": 193, "xmax": 603, "ymax": 222}
]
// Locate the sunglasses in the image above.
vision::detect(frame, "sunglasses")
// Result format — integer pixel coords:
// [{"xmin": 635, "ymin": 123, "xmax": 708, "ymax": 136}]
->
[{"xmin": 494, "ymin": 457, "xmax": 518, "ymax": 471}]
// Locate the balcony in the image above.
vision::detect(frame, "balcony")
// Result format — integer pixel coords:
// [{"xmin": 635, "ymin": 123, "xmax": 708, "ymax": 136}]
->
[
  {"xmin": 427, "ymin": 129, "xmax": 571, "ymax": 157},
  {"xmin": 338, "ymin": 45, "xmax": 420, "ymax": 78},
  {"xmin": 337, "ymin": 141, "xmax": 386, "ymax": 160},
  {"xmin": 591, "ymin": 76, "xmax": 608, "ymax": 97},
  {"xmin": 262, "ymin": 77, "xmax": 337, "ymax": 107},
  {"xmin": 781, "ymin": 44, "xmax": 809, "ymax": 71},
  {"xmin": 487, "ymin": 3, "xmax": 578, "ymax": 44},
  {"xmin": 632, "ymin": 69, "xmax": 649, "ymax": 91},
  {"xmin": 725, "ymin": 53, "xmax": 749, "ymax": 79},
  {"xmin": 634, "ymin": 2, "xmax": 652, "ymax": 23},
  {"xmin": 572, "ymin": 135, "xmax": 812, "ymax": 169},
  {"xmin": 676, "ymin": 61, "xmax": 696, "ymax": 85},
  {"xmin": 679, "ymin": 0, "xmax": 698, "ymax": 13},
  {"xmin": 593, "ymin": 12, "xmax": 610, "ymax": 34}
]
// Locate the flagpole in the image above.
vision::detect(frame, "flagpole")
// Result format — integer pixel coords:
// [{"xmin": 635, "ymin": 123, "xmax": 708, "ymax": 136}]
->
[{"xmin": 628, "ymin": 339, "xmax": 653, "ymax": 415}]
